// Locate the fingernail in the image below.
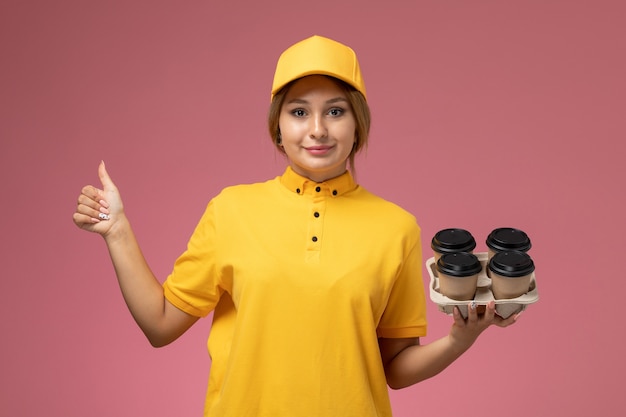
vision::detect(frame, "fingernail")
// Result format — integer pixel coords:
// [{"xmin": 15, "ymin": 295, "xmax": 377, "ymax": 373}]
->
[{"xmin": 470, "ymin": 301, "xmax": 477, "ymax": 310}]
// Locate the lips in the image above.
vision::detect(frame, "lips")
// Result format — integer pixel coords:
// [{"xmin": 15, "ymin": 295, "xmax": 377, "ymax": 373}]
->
[{"xmin": 305, "ymin": 145, "xmax": 334, "ymax": 155}]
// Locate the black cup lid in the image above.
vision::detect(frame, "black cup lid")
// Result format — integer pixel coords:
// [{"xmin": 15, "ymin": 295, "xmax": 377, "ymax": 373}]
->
[
  {"xmin": 486, "ymin": 227, "xmax": 531, "ymax": 252},
  {"xmin": 431, "ymin": 228, "xmax": 476, "ymax": 254},
  {"xmin": 436, "ymin": 252, "xmax": 482, "ymax": 277},
  {"xmin": 488, "ymin": 250, "xmax": 535, "ymax": 277}
]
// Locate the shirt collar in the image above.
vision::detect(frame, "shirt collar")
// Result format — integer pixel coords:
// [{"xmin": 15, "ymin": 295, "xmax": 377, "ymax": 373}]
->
[{"xmin": 279, "ymin": 166, "xmax": 357, "ymax": 197}]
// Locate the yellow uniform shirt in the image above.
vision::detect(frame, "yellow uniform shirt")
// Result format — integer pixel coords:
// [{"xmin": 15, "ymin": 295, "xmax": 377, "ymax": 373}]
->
[{"xmin": 163, "ymin": 167, "xmax": 428, "ymax": 416}]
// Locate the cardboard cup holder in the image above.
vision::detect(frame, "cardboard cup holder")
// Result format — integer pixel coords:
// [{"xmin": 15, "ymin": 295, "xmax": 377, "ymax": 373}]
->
[{"xmin": 426, "ymin": 252, "xmax": 539, "ymax": 319}]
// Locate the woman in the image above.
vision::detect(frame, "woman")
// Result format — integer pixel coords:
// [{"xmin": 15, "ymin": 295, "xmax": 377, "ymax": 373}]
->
[{"xmin": 73, "ymin": 35, "xmax": 517, "ymax": 416}]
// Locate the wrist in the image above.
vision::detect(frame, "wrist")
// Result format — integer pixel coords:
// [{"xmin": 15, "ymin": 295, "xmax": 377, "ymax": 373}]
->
[
  {"xmin": 447, "ymin": 332, "xmax": 475, "ymax": 356},
  {"xmin": 102, "ymin": 213, "xmax": 132, "ymax": 244}
]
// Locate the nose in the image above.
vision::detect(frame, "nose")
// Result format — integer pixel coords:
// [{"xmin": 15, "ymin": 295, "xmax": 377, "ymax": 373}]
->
[{"xmin": 309, "ymin": 113, "xmax": 328, "ymax": 140}]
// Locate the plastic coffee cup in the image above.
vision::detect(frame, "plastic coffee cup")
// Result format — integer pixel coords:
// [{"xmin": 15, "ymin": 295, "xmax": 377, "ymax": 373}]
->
[
  {"xmin": 436, "ymin": 252, "xmax": 482, "ymax": 300},
  {"xmin": 488, "ymin": 251, "xmax": 535, "ymax": 299},
  {"xmin": 486, "ymin": 227, "xmax": 532, "ymax": 262},
  {"xmin": 431, "ymin": 228, "xmax": 476, "ymax": 263}
]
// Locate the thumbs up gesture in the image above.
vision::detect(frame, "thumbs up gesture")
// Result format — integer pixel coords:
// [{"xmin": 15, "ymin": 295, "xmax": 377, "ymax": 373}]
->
[{"xmin": 73, "ymin": 161, "xmax": 124, "ymax": 236}]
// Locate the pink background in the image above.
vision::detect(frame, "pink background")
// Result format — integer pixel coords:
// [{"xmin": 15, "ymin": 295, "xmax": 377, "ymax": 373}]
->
[{"xmin": 1, "ymin": 1, "xmax": 624, "ymax": 415}]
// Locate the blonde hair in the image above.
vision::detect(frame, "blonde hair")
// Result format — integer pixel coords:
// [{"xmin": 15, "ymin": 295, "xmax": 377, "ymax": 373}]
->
[{"xmin": 267, "ymin": 76, "xmax": 371, "ymax": 175}]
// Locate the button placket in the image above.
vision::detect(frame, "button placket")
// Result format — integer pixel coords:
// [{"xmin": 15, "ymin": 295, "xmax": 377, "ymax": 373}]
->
[{"xmin": 306, "ymin": 186, "xmax": 326, "ymax": 253}]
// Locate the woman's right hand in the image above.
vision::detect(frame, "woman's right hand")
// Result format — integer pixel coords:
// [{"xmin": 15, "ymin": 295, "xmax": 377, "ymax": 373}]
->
[
  {"xmin": 73, "ymin": 162, "xmax": 198, "ymax": 346},
  {"xmin": 73, "ymin": 161, "xmax": 124, "ymax": 237}
]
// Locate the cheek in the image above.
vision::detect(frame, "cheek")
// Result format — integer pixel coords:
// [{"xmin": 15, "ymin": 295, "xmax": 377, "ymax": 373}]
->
[
  {"xmin": 278, "ymin": 115, "xmax": 292, "ymax": 134},
  {"xmin": 338, "ymin": 122, "xmax": 357, "ymax": 142},
  {"xmin": 279, "ymin": 119, "xmax": 306, "ymax": 140}
]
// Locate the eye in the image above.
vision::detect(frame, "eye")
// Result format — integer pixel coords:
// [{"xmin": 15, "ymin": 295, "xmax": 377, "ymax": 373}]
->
[
  {"xmin": 291, "ymin": 108, "xmax": 307, "ymax": 117},
  {"xmin": 328, "ymin": 107, "xmax": 344, "ymax": 117}
]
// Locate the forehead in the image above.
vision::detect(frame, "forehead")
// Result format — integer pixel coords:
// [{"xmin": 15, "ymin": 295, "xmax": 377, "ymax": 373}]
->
[{"xmin": 284, "ymin": 75, "xmax": 348, "ymax": 101}]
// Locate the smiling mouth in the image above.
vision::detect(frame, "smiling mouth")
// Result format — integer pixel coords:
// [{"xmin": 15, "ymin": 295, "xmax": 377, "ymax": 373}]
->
[
  {"xmin": 304, "ymin": 146, "xmax": 332, "ymax": 152},
  {"xmin": 305, "ymin": 145, "xmax": 334, "ymax": 155}
]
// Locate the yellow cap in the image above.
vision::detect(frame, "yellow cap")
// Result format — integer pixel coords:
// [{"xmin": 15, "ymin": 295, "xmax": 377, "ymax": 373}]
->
[{"xmin": 271, "ymin": 35, "xmax": 367, "ymax": 101}]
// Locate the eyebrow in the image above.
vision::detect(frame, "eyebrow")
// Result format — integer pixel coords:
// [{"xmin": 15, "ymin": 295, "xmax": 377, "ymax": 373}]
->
[{"xmin": 286, "ymin": 97, "xmax": 349, "ymax": 105}]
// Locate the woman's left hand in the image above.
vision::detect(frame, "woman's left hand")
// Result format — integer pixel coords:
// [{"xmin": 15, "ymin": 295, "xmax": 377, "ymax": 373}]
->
[{"xmin": 449, "ymin": 301, "xmax": 518, "ymax": 351}]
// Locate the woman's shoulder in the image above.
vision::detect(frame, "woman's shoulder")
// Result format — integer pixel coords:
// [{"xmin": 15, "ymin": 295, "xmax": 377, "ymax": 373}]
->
[
  {"xmin": 351, "ymin": 186, "xmax": 419, "ymax": 228},
  {"xmin": 212, "ymin": 176, "xmax": 280, "ymax": 202},
  {"xmin": 355, "ymin": 185, "xmax": 414, "ymax": 213}
]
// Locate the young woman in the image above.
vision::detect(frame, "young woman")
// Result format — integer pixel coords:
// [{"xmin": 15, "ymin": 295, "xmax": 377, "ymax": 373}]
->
[{"xmin": 73, "ymin": 35, "xmax": 517, "ymax": 416}]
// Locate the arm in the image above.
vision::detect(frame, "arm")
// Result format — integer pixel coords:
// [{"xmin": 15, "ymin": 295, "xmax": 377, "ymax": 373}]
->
[
  {"xmin": 73, "ymin": 161, "xmax": 198, "ymax": 347},
  {"xmin": 379, "ymin": 301, "xmax": 518, "ymax": 389}
]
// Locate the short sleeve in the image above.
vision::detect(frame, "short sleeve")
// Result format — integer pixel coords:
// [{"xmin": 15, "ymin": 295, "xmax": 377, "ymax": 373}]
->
[
  {"xmin": 163, "ymin": 200, "xmax": 226, "ymax": 317},
  {"xmin": 377, "ymin": 230, "xmax": 428, "ymax": 338}
]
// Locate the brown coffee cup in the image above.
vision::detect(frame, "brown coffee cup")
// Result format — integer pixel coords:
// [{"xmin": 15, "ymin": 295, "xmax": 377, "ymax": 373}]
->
[
  {"xmin": 486, "ymin": 227, "xmax": 532, "ymax": 262},
  {"xmin": 488, "ymin": 251, "xmax": 535, "ymax": 299},
  {"xmin": 436, "ymin": 252, "xmax": 482, "ymax": 300},
  {"xmin": 431, "ymin": 228, "xmax": 476, "ymax": 263}
]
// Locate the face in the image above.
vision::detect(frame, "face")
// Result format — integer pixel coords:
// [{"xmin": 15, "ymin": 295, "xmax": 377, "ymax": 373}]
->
[{"xmin": 278, "ymin": 75, "xmax": 357, "ymax": 183}]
